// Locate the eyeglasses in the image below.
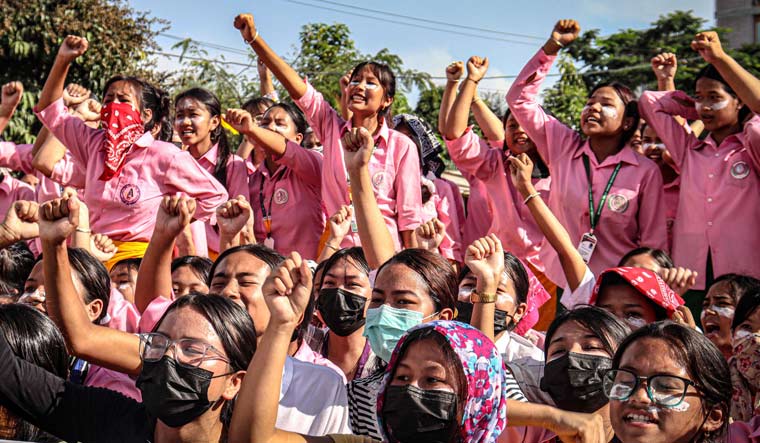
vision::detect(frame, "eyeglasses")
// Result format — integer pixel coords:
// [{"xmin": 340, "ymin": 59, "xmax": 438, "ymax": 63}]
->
[
  {"xmin": 603, "ymin": 368, "xmax": 700, "ymax": 408},
  {"xmin": 139, "ymin": 333, "xmax": 230, "ymax": 368}
]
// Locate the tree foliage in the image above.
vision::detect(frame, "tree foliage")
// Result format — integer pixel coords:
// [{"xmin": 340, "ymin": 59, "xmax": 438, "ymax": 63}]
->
[
  {"xmin": 0, "ymin": 0, "xmax": 166, "ymax": 143},
  {"xmin": 542, "ymin": 54, "xmax": 588, "ymax": 131},
  {"xmin": 291, "ymin": 23, "xmax": 432, "ymax": 116}
]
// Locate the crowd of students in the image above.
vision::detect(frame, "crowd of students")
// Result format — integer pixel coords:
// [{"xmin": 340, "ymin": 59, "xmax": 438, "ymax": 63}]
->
[{"xmin": 0, "ymin": 12, "xmax": 757, "ymax": 443}]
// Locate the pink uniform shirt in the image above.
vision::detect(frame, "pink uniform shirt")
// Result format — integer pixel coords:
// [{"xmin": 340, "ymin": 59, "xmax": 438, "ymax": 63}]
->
[
  {"xmin": 295, "ymin": 82, "xmax": 422, "ymax": 250},
  {"xmin": 0, "ymin": 142, "xmax": 85, "ymax": 204},
  {"xmin": 420, "ymin": 179, "xmax": 458, "ymax": 262},
  {"xmin": 439, "ymin": 177, "xmax": 466, "ymax": 239},
  {"xmin": 196, "ymin": 144, "xmax": 251, "ymax": 254},
  {"xmin": 446, "ymin": 128, "xmax": 550, "ymax": 270},
  {"xmin": 664, "ymin": 177, "xmax": 681, "ymax": 252},
  {"xmin": 639, "ymin": 90, "xmax": 760, "ymax": 288},
  {"xmin": 249, "ymin": 141, "xmax": 325, "ymax": 260},
  {"xmin": 0, "ymin": 171, "xmax": 35, "ymax": 219},
  {"xmin": 433, "ymin": 177, "xmax": 463, "ymax": 262},
  {"xmin": 84, "ymin": 364, "xmax": 141, "ymax": 401},
  {"xmin": 35, "ymin": 98, "xmax": 228, "ymax": 242},
  {"xmin": 507, "ymin": 49, "xmax": 667, "ymax": 286},
  {"xmin": 461, "ymin": 171, "xmax": 493, "ymax": 248},
  {"xmin": 105, "ymin": 286, "xmax": 140, "ymax": 333}
]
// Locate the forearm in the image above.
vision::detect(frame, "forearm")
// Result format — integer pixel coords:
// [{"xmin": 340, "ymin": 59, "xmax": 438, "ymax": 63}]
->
[
  {"xmin": 38, "ymin": 58, "xmax": 70, "ymax": 111},
  {"xmin": 507, "ymin": 399, "xmax": 562, "ymax": 428},
  {"xmin": 260, "ymin": 70, "xmax": 275, "ymax": 97},
  {"xmin": 657, "ymin": 78, "xmax": 676, "ymax": 92},
  {"xmin": 242, "ymin": 126, "xmax": 288, "ymax": 157},
  {"xmin": 348, "ymin": 166, "xmax": 394, "ymax": 269},
  {"xmin": 249, "ymin": 37, "xmax": 307, "ymax": 100},
  {"xmin": 229, "ymin": 323, "xmax": 296, "ymax": 443},
  {"xmin": 712, "ymin": 53, "xmax": 760, "ymax": 114},
  {"xmin": 472, "ymin": 98, "xmax": 504, "ymax": 142},
  {"xmin": 236, "ymin": 138, "xmax": 255, "ymax": 160},
  {"xmin": 470, "ymin": 274, "xmax": 498, "ymax": 341},
  {"xmin": 134, "ymin": 234, "xmax": 175, "ymax": 313},
  {"xmin": 519, "ymin": 183, "xmax": 586, "ymax": 291},
  {"xmin": 438, "ymin": 80, "xmax": 458, "ymax": 134},
  {"xmin": 317, "ymin": 237, "xmax": 343, "ymax": 263},
  {"xmin": 0, "ymin": 223, "xmax": 21, "ymax": 249},
  {"xmin": 445, "ymin": 79, "xmax": 477, "ymax": 139},
  {"xmin": 400, "ymin": 230, "xmax": 414, "ymax": 249}
]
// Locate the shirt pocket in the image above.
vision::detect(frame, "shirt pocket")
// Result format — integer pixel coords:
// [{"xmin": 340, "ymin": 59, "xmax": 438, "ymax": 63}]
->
[
  {"xmin": 725, "ymin": 154, "xmax": 756, "ymax": 189},
  {"xmin": 601, "ymin": 185, "xmax": 639, "ymax": 229}
]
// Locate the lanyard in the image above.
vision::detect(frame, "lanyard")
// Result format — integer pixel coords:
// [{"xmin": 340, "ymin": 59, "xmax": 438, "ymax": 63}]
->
[
  {"xmin": 582, "ymin": 154, "xmax": 622, "ymax": 234},
  {"xmin": 258, "ymin": 172, "xmax": 282, "ymax": 236}
]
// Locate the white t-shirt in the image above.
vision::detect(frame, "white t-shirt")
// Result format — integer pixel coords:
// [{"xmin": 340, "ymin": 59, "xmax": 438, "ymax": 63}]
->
[
  {"xmin": 560, "ymin": 266, "xmax": 596, "ymax": 310},
  {"xmin": 495, "ymin": 331, "xmax": 545, "ymax": 363},
  {"xmin": 276, "ymin": 356, "xmax": 352, "ymax": 436}
]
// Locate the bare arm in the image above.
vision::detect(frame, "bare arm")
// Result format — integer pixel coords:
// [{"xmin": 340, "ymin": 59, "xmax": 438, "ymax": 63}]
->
[
  {"xmin": 343, "ymin": 128, "xmax": 395, "ymax": 269},
  {"xmin": 317, "ymin": 206, "xmax": 353, "ymax": 263},
  {"xmin": 508, "ymin": 154, "xmax": 586, "ymax": 291},
  {"xmin": 258, "ymin": 58, "xmax": 276, "ymax": 98},
  {"xmin": 693, "ymin": 31, "xmax": 760, "ymax": 114},
  {"xmin": 466, "ymin": 234, "xmax": 504, "ymax": 341},
  {"xmin": 226, "ymin": 108, "xmax": 289, "ymax": 157},
  {"xmin": 134, "ymin": 196, "xmax": 196, "ymax": 313},
  {"xmin": 472, "ymin": 95, "xmax": 505, "ymax": 142},
  {"xmin": 37, "ymin": 37, "xmax": 89, "ymax": 111},
  {"xmin": 234, "ymin": 14, "xmax": 307, "ymax": 100},
  {"xmin": 0, "ymin": 82, "xmax": 23, "ymax": 135},
  {"xmin": 438, "ymin": 62, "xmax": 463, "ymax": 134},
  {"xmin": 0, "ymin": 201, "xmax": 40, "ymax": 249},
  {"xmin": 506, "ymin": 399, "xmax": 608, "ymax": 442},
  {"xmin": 39, "ymin": 197, "xmax": 142, "ymax": 376},
  {"xmin": 444, "ymin": 56, "xmax": 488, "ymax": 140}
]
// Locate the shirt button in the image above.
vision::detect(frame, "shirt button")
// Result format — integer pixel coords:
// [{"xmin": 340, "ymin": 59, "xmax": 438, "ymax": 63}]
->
[
  {"xmin": 707, "ymin": 221, "xmax": 714, "ymax": 226},
  {"xmin": 708, "ymin": 174, "xmax": 714, "ymax": 179},
  {"xmin": 714, "ymin": 153, "xmax": 720, "ymax": 158},
  {"xmin": 707, "ymin": 197, "xmax": 713, "ymax": 203}
]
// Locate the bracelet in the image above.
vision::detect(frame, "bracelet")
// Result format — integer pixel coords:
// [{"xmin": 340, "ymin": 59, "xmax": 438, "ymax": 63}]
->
[
  {"xmin": 325, "ymin": 243, "xmax": 340, "ymax": 252},
  {"xmin": 465, "ymin": 78, "xmax": 480, "ymax": 85},
  {"xmin": 523, "ymin": 192, "xmax": 541, "ymax": 205},
  {"xmin": 470, "ymin": 290, "xmax": 497, "ymax": 303},
  {"xmin": 245, "ymin": 30, "xmax": 259, "ymax": 45},
  {"xmin": 551, "ymin": 38, "xmax": 565, "ymax": 49},
  {"xmin": 76, "ymin": 227, "xmax": 91, "ymax": 234}
]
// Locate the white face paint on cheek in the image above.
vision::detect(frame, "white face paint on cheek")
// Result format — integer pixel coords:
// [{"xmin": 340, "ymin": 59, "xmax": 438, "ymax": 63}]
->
[
  {"xmin": 710, "ymin": 99, "xmax": 730, "ymax": 111},
  {"xmin": 625, "ymin": 317, "xmax": 648, "ymax": 330},
  {"xmin": 458, "ymin": 287, "xmax": 473, "ymax": 299},
  {"xmin": 601, "ymin": 105, "xmax": 619, "ymax": 120},
  {"xmin": 117, "ymin": 283, "xmax": 132, "ymax": 293},
  {"xmin": 701, "ymin": 305, "xmax": 735, "ymax": 319},
  {"xmin": 665, "ymin": 401, "xmax": 690, "ymax": 412}
]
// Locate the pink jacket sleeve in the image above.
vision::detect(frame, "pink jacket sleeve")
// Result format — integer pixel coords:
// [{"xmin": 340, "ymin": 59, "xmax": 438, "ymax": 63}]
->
[
  {"xmin": 294, "ymin": 82, "xmax": 342, "ymax": 148},
  {"xmin": 34, "ymin": 98, "xmax": 101, "ymax": 166},
  {"xmin": 394, "ymin": 138, "xmax": 423, "ymax": 232},
  {"xmin": 636, "ymin": 161, "xmax": 669, "ymax": 251},
  {"xmin": 163, "ymin": 149, "xmax": 229, "ymax": 223},
  {"xmin": 0, "ymin": 143, "xmax": 34, "ymax": 173},
  {"xmin": 49, "ymin": 152, "xmax": 87, "ymax": 189},
  {"xmin": 278, "ymin": 141, "xmax": 323, "ymax": 189},
  {"xmin": 506, "ymin": 49, "xmax": 581, "ymax": 167},
  {"xmin": 638, "ymin": 90, "xmax": 701, "ymax": 169},
  {"xmin": 445, "ymin": 127, "xmax": 502, "ymax": 181},
  {"xmin": 225, "ymin": 154, "xmax": 251, "ymax": 202}
]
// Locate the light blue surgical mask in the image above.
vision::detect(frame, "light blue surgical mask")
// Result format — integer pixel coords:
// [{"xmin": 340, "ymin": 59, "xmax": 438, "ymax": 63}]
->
[{"xmin": 363, "ymin": 305, "xmax": 432, "ymax": 362}]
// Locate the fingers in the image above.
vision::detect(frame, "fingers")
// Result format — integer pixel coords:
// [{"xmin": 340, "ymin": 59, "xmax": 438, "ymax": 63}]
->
[
  {"xmin": 1, "ymin": 81, "xmax": 23, "ymax": 100},
  {"xmin": 14, "ymin": 201, "xmax": 39, "ymax": 223}
]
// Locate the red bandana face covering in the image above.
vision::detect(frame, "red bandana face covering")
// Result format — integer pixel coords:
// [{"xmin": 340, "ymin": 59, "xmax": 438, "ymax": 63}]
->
[{"xmin": 99, "ymin": 102, "xmax": 144, "ymax": 181}]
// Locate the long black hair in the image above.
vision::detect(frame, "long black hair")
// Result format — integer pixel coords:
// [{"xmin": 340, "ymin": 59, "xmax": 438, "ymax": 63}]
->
[
  {"xmin": 171, "ymin": 255, "xmax": 214, "ymax": 286},
  {"xmin": 377, "ymin": 249, "xmax": 458, "ymax": 312},
  {"xmin": 545, "ymin": 305, "xmax": 630, "ymax": 358},
  {"xmin": 103, "ymin": 75, "xmax": 173, "ymax": 142},
  {"xmin": 0, "ymin": 304, "xmax": 68, "ymax": 442},
  {"xmin": 350, "ymin": 61, "xmax": 396, "ymax": 117},
  {"xmin": 175, "ymin": 88, "xmax": 231, "ymax": 188},
  {"xmin": 68, "ymin": 248, "xmax": 111, "ymax": 323},
  {"xmin": 587, "ymin": 82, "xmax": 639, "ymax": 149}
]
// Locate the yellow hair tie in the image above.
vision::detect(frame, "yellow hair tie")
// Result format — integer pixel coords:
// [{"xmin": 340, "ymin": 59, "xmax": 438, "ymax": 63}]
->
[{"xmin": 220, "ymin": 117, "xmax": 239, "ymax": 135}]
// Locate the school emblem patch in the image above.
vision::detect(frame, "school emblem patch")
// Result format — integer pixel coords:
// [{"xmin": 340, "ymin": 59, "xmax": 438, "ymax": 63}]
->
[
  {"xmin": 119, "ymin": 184, "xmax": 141, "ymax": 206},
  {"xmin": 273, "ymin": 188, "xmax": 289, "ymax": 205},
  {"xmin": 731, "ymin": 161, "xmax": 750, "ymax": 179},
  {"xmin": 607, "ymin": 194, "xmax": 629, "ymax": 213}
]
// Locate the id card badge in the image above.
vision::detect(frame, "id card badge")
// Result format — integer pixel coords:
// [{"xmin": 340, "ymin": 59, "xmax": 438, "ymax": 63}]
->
[
  {"xmin": 577, "ymin": 232, "xmax": 598, "ymax": 264},
  {"xmin": 264, "ymin": 236, "xmax": 275, "ymax": 250},
  {"xmin": 349, "ymin": 204, "xmax": 359, "ymax": 233}
]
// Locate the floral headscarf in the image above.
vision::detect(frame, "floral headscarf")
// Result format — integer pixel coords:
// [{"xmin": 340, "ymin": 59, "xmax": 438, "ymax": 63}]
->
[
  {"xmin": 730, "ymin": 332, "xmax": 760, "ymax": 422},
  {"xmin": 376, "ymin": 320, "xmax": 507, "ymax": 443}
]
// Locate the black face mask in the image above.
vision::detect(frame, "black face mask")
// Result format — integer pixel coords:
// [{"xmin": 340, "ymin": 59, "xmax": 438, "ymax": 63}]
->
[
  {"xmin": 540, "ymin": 352, "xmax": 612, "ymax": 413},
  {"xmin": 317, "ymin": 287, "xmax": 367, "ymax": 337},
  {"xmin": 136, "ymin": 356, "xmax": 219, "ymax": 427},
  {"xmin": 381, "ymin": 385, "xmax": 458, "ymax": 443},
  {"xmin": 456, "ymin": 301, "xmax": 514, "ymax": 335}
]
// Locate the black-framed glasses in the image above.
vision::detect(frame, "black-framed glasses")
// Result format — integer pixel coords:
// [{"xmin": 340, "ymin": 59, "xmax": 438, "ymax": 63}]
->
[
  {"xmin": 603, "ymin": 368, "xmax": 700, "ymax": 408},
  {"xmin": 139, "ymin": 333, "xmax": 230, "ymax": 368}
]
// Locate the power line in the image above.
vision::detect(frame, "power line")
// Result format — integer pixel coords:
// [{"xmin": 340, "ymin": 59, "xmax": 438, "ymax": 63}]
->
[
  {"xmin": 296, "ymin": 0, "xmax": 545, "ymax": 41},
  {"xmin": 284, "ymin": 0, "xmax": 538, "ymax": 46},
  {"xmin": 159, "ymin": 33, "xmax": 252, "ymax": 57}
]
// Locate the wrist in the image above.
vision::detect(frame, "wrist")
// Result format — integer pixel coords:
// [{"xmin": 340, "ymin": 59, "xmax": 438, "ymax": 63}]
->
[
  {"xmin": 0, "ymin": 223, "xmax": 19, "ymax": 244},
  {"xmin": 542, "ymin": 39, "xmax": 561, "ymax": 56},
  {"xmin": 465, "ymin": 77, "xmax": 480, "ymax": 84},
  {"xmin": 446, "ymin": 78, "xmax": 460, "ymax": 84}
]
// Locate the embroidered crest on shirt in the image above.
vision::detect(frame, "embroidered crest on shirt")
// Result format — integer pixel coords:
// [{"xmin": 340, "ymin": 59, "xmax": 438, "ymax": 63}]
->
[
  {"xmin": 371, "ymin": 170, "xmax": 389, "ymax": 191},
  {"xmin": 273, "ymin": 188, "xmax": 289, "ymax": 205},
  {"xmin": 607, "ymin": 194, "xmax": 629, "ymax": 213},
  {"xmin": 731, "ymin": 161, "xmax": 750, "ymax": 179},
  {"xmin": 119, "ymin": 184, "xmax": 141, "ymax": 206}
]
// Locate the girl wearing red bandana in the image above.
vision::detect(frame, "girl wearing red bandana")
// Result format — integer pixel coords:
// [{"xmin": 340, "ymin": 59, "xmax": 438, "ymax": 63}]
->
[{"xmin": 34, "ymin": 36, "xmax": 228, "ymax": 269}]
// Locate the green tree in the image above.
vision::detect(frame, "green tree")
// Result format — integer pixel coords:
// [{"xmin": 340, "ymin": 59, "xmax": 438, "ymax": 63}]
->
[
  {"xmin": 565, "ymin": 10, "xmax": 760, "ymax": 92},
  {"xmin": 0, "ymin": 0, "xmax": 166, "ymax": 143},
  {"xmin": 542, "ymin": 54, "xmax": 588, "ymax": 131},
  {"xmin": 291, "ymin": 23, "xmax": 432, "ymax": 116}
]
